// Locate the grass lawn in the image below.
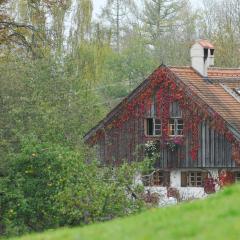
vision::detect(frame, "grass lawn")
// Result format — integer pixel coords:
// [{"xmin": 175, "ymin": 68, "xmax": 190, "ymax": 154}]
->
[{"xmin": 10, "ymin": 184, "xmax": 240, "ymax": 240}]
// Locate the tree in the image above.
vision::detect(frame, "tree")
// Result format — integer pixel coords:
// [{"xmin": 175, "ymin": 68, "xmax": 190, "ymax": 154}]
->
[
  {"xmin": 139, "ymin": 0, "xmax": 193, "ymax": 64},
  {"xmin": 141, "ymin": 0, "xmax": 187, "ymax": 42},
  {"xmin": 0, "ymin": 0, "xmax": 40, "ymax": 56},
  {"xmin": 100, "ymin": 0, "xmax": 136, "ymax": 52},
  {"xmin": 199, "ymin": 0, "xmax": 240, "ymax": 67},
  {"xmin": 0, "ymin": 135, "xmax": 145, "ymax": 237}
]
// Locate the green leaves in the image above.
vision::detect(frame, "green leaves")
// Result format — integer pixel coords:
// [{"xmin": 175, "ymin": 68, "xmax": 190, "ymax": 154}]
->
[{"xmin": 0, "ymin": 136, "xmax": 145, "ymax": 237}]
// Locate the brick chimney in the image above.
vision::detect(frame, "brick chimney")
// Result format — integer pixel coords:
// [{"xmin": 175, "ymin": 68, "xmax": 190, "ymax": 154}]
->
[{"xmin": 190, "ymin": 40, "xmax": 215, "ymax": 77}]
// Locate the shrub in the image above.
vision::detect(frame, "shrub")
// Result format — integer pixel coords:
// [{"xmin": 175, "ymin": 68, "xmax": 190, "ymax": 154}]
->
[{"xmin": 0, "ymin": 135, "xmax": 145, "ymax": 238}]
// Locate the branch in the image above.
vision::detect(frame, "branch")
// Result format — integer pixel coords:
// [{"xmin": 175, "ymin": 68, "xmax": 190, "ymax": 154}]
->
[{"xmin": 0, "ymin": 21, "xmax": 36, "ymax": 31}]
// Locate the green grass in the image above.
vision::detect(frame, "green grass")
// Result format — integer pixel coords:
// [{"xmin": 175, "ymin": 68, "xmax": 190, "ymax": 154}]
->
[{"xmin": 11, "ymin": 184, "xmax": 240, "ymax": 240}]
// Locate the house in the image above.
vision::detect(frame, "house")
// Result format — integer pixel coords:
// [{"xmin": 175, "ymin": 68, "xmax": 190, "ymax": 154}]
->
[{"xmin": 84, "ymin": 40, "xmax": 240, "ymax": 201}]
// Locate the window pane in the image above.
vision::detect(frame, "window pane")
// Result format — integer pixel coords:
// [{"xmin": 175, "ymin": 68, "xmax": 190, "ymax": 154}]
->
[
  {"xmin": 177, "ymin": 119, "xmax": 184, "ymax": 135},
  {"xmin": 155, "ymin": 129, "xmax": 161, "ymax": 135},
  {"xmin": 169, "ymin": 119, "xmax": 175, "ymax": 135},
  {"xmin": 188, "ymin": 172, "xmax": 203, "ymax": 187},
  {"xmin": 154, "ymin": 119, "xmax": 161, "ymax": 136},
  {"xmin": 235, "ymin": 172, "xmax": 240, "ymax": 182},
  {"xmin": 147, "ymin": 118, "xmax": 153, "ymax": 135}
]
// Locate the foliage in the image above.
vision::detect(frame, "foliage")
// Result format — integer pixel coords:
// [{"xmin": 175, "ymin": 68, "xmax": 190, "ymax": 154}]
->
[
  {"xmin": 0, "ymin": 135, "xmax": 145, "ymax": 237},
  {"xmin": 1, "ymin": 0, "xmax": 240, "ymax": 238},
  {"xmin": 219, "ymin": 170, "xmax": 236, "ymax": 187},
  {"xmin": 166, "ymin": 136, "xmax": 184, "ymax": 152},
  {"xmin": 8, "ymin": 184, "xmax": 240, "ymax": 240},
  {"xmin": 203, "ymin": 177, "xmax": 216, "ymax": 194}
]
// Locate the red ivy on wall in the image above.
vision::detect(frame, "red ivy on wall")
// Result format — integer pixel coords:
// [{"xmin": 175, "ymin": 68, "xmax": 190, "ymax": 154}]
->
[
  {"xmin": 219, "ymin": 170, "xmax": 235, "ymax": 187},
  {"xmin": 90, "ymin": 67, "xmax": 240, "ymax": 163},
  {"xmin": 204, "ymin": 177, "xmax": 216, "ymax": 194}
]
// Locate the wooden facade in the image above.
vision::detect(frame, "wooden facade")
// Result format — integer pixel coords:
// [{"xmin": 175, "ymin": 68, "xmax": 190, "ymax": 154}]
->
[
  {"xmin": 96, "ymin": 102, "xmax": 236, "ymax": 169},
  {"xmin": 86, "ymin": 65, "xmax": 240, "ymax": 170}
]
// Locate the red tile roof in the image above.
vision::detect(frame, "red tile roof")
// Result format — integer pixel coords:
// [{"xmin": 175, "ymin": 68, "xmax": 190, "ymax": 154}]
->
[
  {"xmin": 208, "ymin": 68, "xmax": 240, "ymax": 78},
  {"xmin": 169, "ymin": 66, "xmax": 240, "ymax": 133}
]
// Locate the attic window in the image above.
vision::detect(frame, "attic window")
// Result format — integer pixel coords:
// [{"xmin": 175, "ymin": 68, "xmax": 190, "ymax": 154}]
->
[
  {"xmin": 204, "ymin": 48, "xmax": 208, "ymax": 62},
  {"xmin": 210, "ymin": 49, "xmax": 214, "ymax": 56},
  {"xmin": 145, "ymin": 118, "xmax": 161, "ymax": 136},
  {"xmin": 169, "ymin": 119, "xmax": 184, "ymax": 136}
]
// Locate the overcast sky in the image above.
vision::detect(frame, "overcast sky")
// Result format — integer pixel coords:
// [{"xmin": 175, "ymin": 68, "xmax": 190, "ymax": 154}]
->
[{"xmin": 92, "ymin": 0, "xmax": 203, "ymax": 17}]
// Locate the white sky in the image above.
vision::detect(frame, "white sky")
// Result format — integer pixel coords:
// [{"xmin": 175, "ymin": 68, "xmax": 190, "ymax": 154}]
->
[{"xmin": 92, "ymin": 0, "xmax": 203, "ymax": 17}]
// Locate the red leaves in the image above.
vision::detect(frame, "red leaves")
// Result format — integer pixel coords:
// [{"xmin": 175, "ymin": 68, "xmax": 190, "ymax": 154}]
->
[
  {"xmin": 232, "ymin": 143, "xmax": 240, "ymax": 165},
  {"xmin": 204, "ymin": 177, "xmax": 216, "ymax": 194},
  {"xmin": 90, "ymin": 67, "xmax": 240, "ymax": 164},
  {"xmin": 219, "ymin": 170, "xmax": 235, "ymax": 187},
  {"xmin": 189, "ymin": 146, "xmax": 199, "ymax": 161}
]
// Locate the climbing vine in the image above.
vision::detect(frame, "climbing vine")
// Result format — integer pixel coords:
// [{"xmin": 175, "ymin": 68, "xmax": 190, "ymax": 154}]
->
[{"xmin": 89, "ymin": 67, "xmax": 240, "ymax": 164}]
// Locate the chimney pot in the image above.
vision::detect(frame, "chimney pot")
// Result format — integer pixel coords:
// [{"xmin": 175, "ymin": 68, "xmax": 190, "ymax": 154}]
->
[{"xmin": 190, "ymin": 40, "xmax": 215, "ymax": 77}]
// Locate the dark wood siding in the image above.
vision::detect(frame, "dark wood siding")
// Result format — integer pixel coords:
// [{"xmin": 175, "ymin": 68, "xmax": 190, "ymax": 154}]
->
[{"xmin": 96, "ymin": 100, "xmax": 237, "ymax": 168}]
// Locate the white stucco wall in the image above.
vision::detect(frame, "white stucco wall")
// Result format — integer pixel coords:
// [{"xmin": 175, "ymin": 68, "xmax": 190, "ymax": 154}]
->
[{"xmin": 137, "ymin": 169, "xmax": 221, "ymax": 207}]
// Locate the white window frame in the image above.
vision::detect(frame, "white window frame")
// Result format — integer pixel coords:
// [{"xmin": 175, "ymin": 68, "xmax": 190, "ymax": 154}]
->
[
  {"xmin": 169, "ymin": 117, "xmax": 184, "ymax": 136},
  {"xmin": 188, "ymin": 172, "xmax": 203, "ymax": 187},
  {"xmin": 145, "ymin": 118, "xmax": 162, "ymax": 136},
  {"xmin": 235, "ymin": 172, "xmax": 240, "ymax": 182}
]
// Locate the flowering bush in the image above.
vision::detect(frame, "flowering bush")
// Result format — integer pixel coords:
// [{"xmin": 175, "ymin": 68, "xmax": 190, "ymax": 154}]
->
[
  {"xmin": 219, "ymin": 170, "xmax": 235, "ymax": 187},
  {"xmin": 204, "ymin": 177, "xmax": 216, "ymax": 194},
  {"xmin": 144, "ymin": 140, "xmax": 160, "ymax": 159},
  {"xmin": 166, "ymin": 136, "xmax": 184, "ymax": 152}
]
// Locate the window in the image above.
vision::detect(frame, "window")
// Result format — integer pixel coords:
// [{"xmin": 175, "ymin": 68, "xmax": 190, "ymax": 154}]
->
[
  {"xmin": 169, "ymin": 118, "xmax": 184, "ymax": 136},
  {"xmin": 189, "ymin": 172, "xmax": 203, "ymax": 187},
  {"xmin": 153, "ymin": 171, "xmax": 164, "ymax": 186},
  {"xmin": 235, "ymin": 172, "xmax": 240, "ymax": 182},
  {"xmin": 181, "ymin": 171, "xmax": 208, "ymax": 187},
  {"xmin": 142, "ymin": 170, "xmax": 170, "ymax": 186},
  {"xmin": 146, "ymin": 118, "xmax": 162, "ymax": 136}
]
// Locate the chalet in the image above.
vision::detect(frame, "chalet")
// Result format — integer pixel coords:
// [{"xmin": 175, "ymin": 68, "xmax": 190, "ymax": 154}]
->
[{"xmin": 84, "ymin": 40, "xmax": 240, "ymax": 201}]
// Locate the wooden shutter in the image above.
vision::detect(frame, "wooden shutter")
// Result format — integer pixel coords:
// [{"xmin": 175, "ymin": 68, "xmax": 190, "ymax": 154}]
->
[
  {"xmin": 163, "ymin": 171, "xmax": 170, "ymax": 187},
  {"xmin": 181, "ymin": 172, "xmax": 188, "ymax": 187}
]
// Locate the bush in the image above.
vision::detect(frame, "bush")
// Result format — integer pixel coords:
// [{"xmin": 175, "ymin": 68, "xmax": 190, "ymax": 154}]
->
[{"xmin": 0, "ymin": 135, "xmax": 145, "ymax": 238}]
